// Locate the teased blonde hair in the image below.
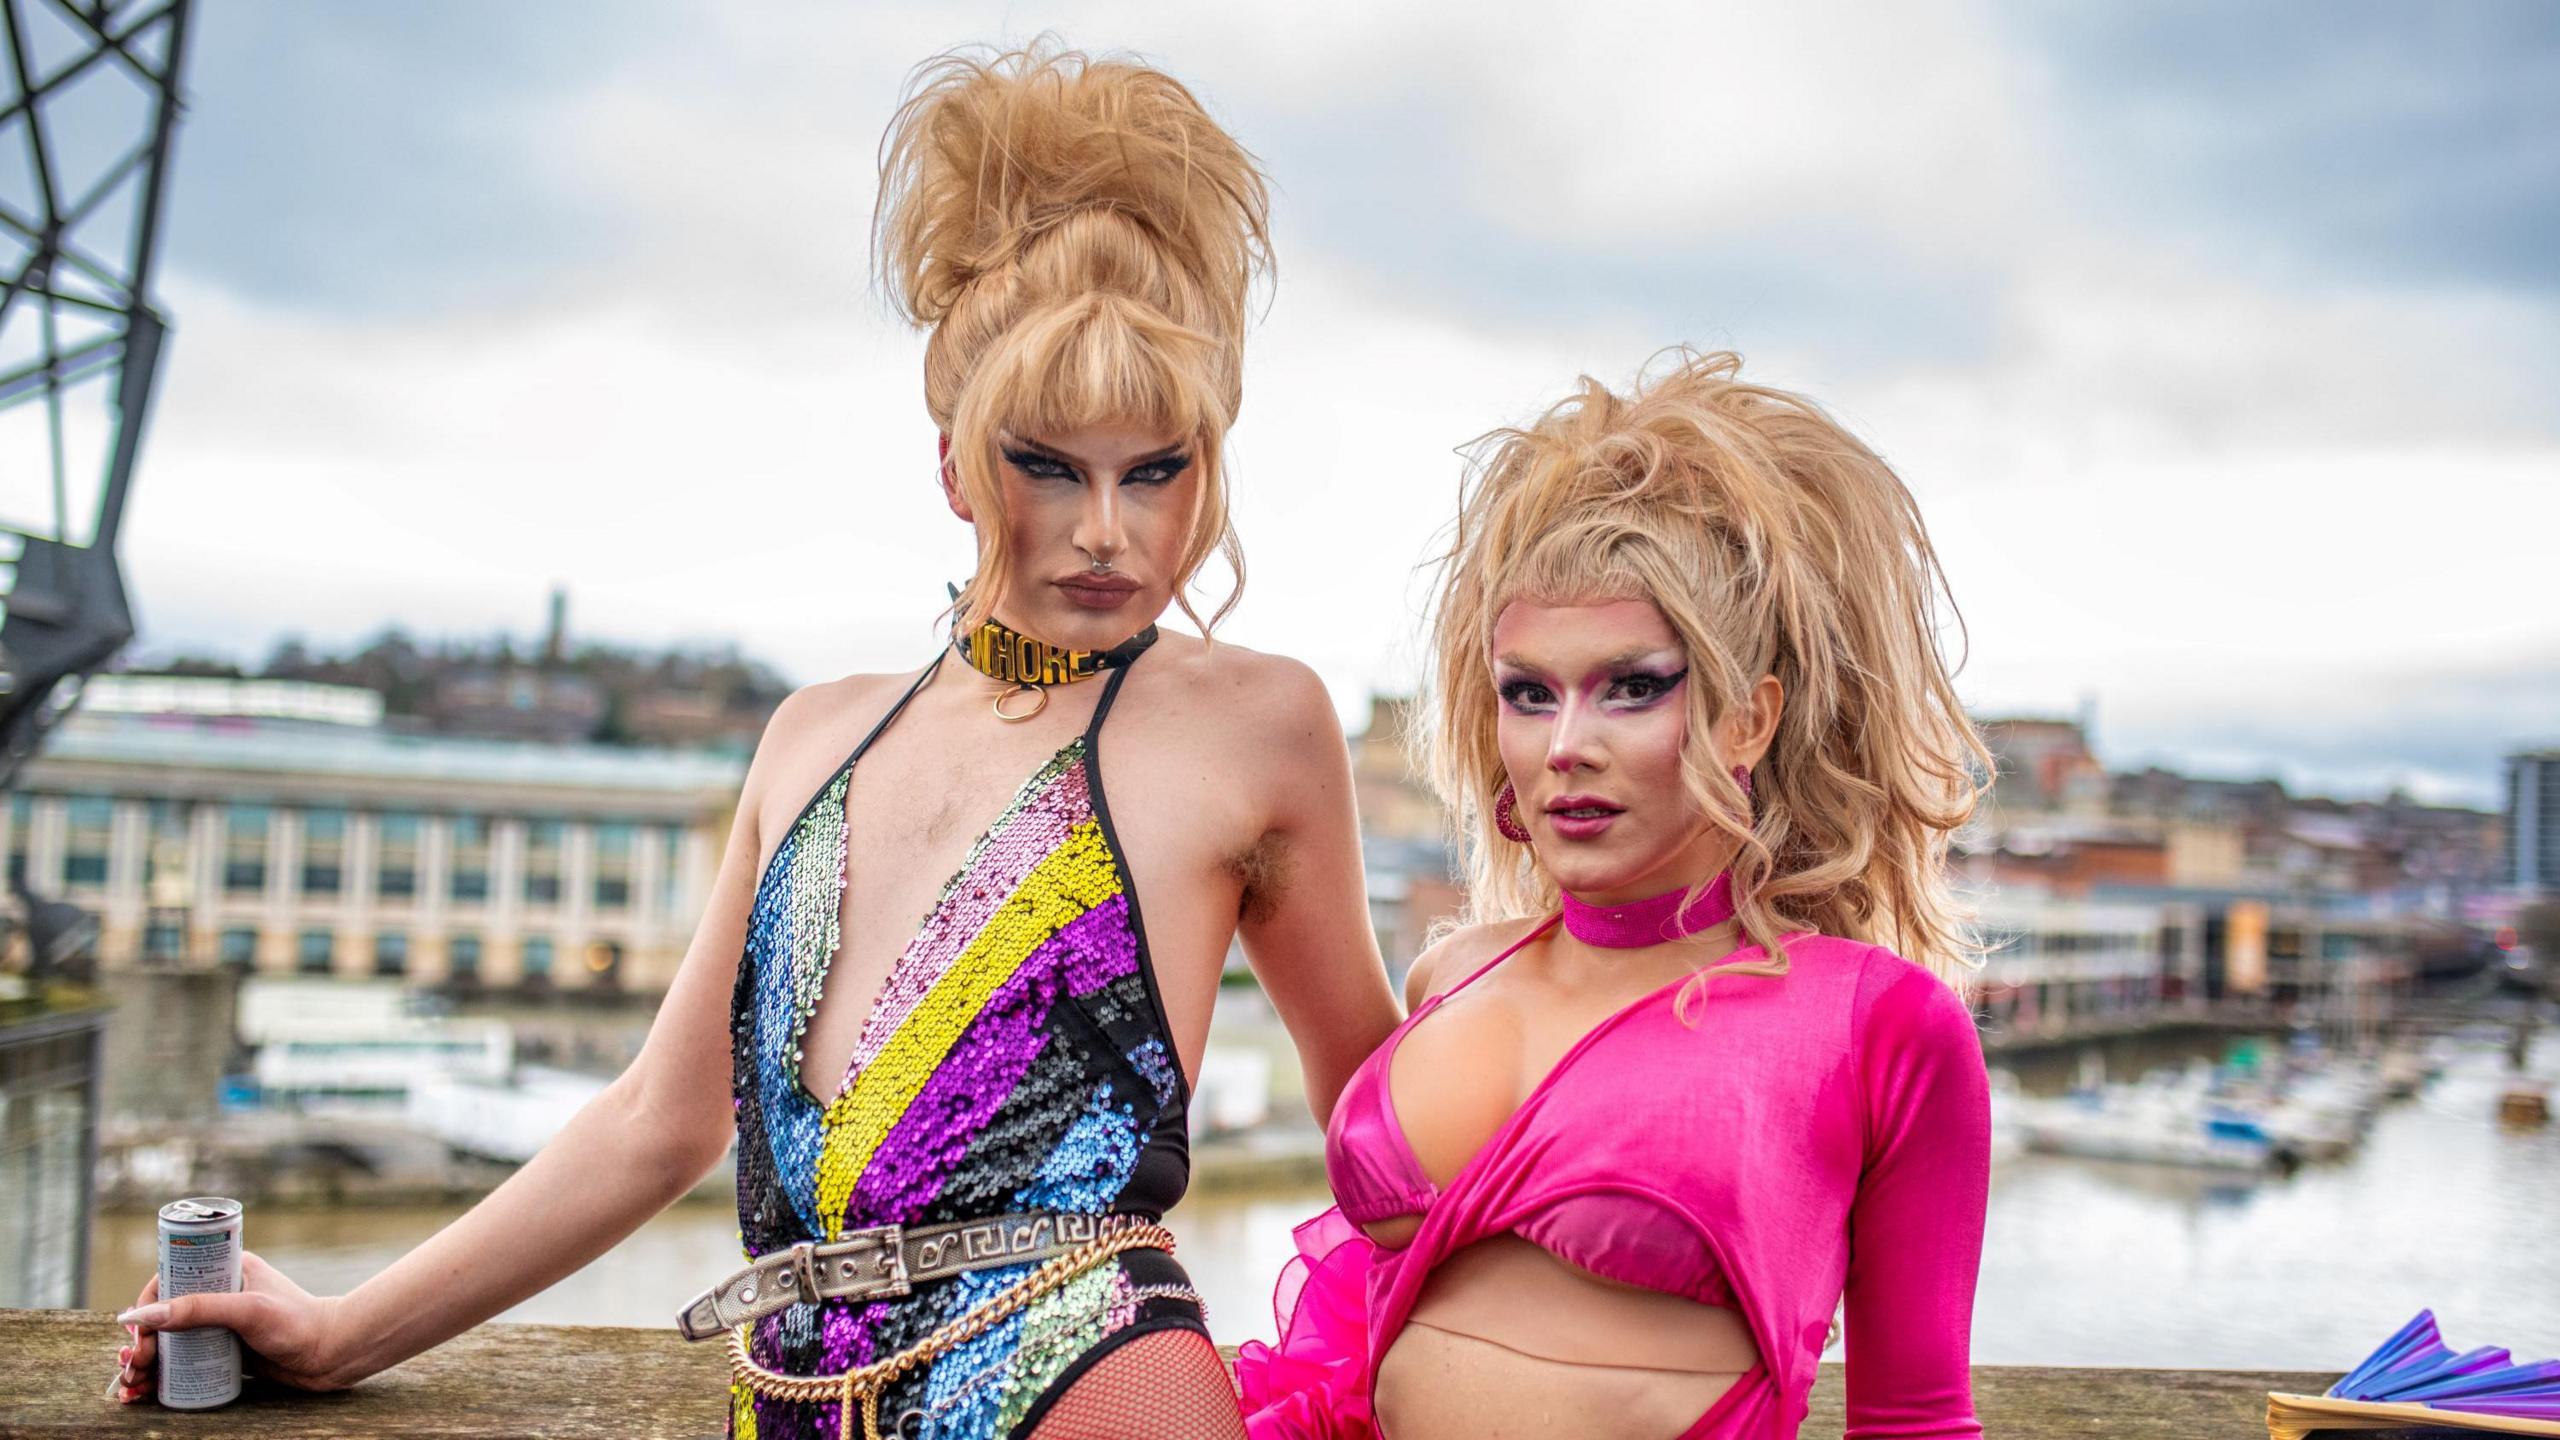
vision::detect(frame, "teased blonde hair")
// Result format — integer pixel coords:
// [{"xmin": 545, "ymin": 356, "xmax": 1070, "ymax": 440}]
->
[
  {"xmin": 1423, "ymin": 350, "xmax": 1988, "ymax": 998},
  {"xmin": 875, "ymin": 41, "xmax": 1272, "ymax": 635}
]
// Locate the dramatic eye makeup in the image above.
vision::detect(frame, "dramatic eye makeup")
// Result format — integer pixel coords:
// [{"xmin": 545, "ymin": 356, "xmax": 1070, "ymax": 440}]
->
[
  {"xmin": 1002, "ymin": 446, "xmax": 1077, "ymax": 481},
  {"xmin": 1122, "ymin": 453, "xmax": 1192, "ymax": 486},
  {"xmin": 1494, "ymin": 662, "xmax": 1688, "ymax": 715},
  {"xmin": 999, "ymin": 441, "xmax": 1191, "ymax": 486},
  {"xmin": 1608, "ymin": 667, "xmax": 1688, "ymax": 705}
]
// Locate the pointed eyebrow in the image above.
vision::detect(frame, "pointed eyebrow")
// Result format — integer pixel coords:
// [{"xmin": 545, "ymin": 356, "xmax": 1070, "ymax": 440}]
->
[
  {"xmin": 1002, "ymin": 435, "xmax": 1190, "ymax": 468},
  {"xmin": 1493, "ymin": 647, "xmax": 1680, "ymax": 672}
]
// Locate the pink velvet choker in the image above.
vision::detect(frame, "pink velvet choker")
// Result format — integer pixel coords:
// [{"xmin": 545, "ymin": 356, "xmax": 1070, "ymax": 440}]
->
[{"xmin": 1559, "ymin": 870, "xmax": 1737, "ymax": 949}]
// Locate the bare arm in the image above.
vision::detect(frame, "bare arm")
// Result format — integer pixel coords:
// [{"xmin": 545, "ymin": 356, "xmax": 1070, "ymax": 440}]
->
[
  {"xmin": 1234, "ymin": 660, "xmax": 1400, "ymax": 1128},
  {"xmin": 316, "ymin": 783, "xmax": 766, "ymax": 1382},
  {"xmin": 117, "ymin": 691, "xmax": 822, "ymax": 1395}
]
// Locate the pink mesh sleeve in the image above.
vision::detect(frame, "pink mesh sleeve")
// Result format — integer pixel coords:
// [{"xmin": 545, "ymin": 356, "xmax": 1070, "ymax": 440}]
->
[{"xmin": 1843, "ymin": 958, "xmax": 1991, "ymax": 1439}]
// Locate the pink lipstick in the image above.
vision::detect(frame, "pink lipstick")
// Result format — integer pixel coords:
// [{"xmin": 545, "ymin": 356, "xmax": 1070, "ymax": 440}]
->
[{"xmin": 1544, "ymin": 794, "xmax": 1625, "ymax": 841}]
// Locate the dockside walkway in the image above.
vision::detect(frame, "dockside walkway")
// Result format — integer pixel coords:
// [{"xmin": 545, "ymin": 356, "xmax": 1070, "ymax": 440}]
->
[{"xmin": 2, "ymin": 1308, "xmax": 2334, "ymax": 1438}]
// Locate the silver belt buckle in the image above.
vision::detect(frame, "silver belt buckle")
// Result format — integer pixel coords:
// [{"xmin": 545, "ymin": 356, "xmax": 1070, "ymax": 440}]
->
[
  {"xmin": 780, "ymin": 1238, "xmax": 819, "ymax": 1304},
  {"xmin": 820, "ymin": 1222, "xmax": 910, "ymax": 1300}
]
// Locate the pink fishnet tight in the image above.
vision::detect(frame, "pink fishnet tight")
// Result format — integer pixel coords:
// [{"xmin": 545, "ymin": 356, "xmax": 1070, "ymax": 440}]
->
[{"xmin": 1023, "ymin": 1328, "xmax": 1247, "ymax": 1440}]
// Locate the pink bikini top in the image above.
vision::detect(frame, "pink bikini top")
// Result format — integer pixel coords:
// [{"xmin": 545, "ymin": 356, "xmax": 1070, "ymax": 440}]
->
[{"xmin": 1323, "ymin": 915, "xmax": 1739, "ymax": 1309}]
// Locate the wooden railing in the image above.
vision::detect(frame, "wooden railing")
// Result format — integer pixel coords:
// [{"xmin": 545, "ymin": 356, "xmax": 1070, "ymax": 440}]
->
[{"xmin": 0, "ymin": 1308, "xmax": 2348, "ymax": 1437}]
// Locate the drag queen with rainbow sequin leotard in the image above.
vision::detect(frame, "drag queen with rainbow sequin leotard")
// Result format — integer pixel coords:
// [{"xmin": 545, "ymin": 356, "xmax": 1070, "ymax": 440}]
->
[
  {"xmin": 649, "ymin": 42, "xmax": 1408, "ymax": 1436},
  {"xmin": 109, "ymin": 44, "xmax": 1400, "ymax": 1440}
]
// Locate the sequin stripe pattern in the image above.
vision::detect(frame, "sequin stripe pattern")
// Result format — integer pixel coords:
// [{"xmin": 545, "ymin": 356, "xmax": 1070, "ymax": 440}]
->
[
  {"xmin": 728, "ymin": 731, "xmax": 1193, "ymax": 1440},
  {"xmin": 730, "ymin": 1254, "xmax": 1186, "ymax": 1440}
]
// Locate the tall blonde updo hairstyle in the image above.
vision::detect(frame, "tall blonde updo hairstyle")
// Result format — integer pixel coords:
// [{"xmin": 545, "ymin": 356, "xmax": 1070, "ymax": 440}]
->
[
  {"xmin": 875, "ymin": 41, "xmax": 1272, "ymax": 635},
  {"xmin": 1423, "ymin": 349, "xmax": 1988, "ymax": 994}
]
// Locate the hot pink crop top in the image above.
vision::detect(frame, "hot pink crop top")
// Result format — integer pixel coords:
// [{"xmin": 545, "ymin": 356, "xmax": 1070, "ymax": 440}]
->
[
  {"xmin": 1325, "ymin": 916, "xmax": 1738, "ymax": 1307},
  {"xmin": 1260, "ymin": 924, "xmax": 1991, "ymax": 1439}
]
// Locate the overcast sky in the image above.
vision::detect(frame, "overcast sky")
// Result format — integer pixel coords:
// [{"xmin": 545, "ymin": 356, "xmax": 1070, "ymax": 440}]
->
[{"xmin": 30, "ymin": 1, "xmax": 2558, "ymax": 805}]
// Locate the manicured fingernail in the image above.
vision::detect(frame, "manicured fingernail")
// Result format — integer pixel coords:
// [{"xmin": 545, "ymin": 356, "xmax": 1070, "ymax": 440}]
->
[{"xmin": 117, "ymin": 1304, "xmax": 168, "ymax": 1327}]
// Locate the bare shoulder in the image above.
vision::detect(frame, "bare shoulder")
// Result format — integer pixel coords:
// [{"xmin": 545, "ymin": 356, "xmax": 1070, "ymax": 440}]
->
[
  {"xmin": 1404, "ymin": 914, "xmax": 1548, "ymax": 1011},
  {"xmin": 1146, "ymin": 633, "xmax": 1336, "ymax": 746},
  {"xmin": 755, "ymin": 671, "xmax": 912, "ymax": 760},
  {"xmin": 740, "ymin": 670, "xmax": 927, "ymax": 813}
]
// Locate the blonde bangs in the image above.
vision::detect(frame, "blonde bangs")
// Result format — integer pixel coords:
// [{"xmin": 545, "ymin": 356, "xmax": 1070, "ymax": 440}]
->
[{"xmin": 979, "ymin": 293, "xmax": 1232, "ymax": 442}]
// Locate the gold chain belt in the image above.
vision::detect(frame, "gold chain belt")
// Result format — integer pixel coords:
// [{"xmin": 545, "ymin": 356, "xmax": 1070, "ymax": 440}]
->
[{"xmin": 725, "ymin": 1219, "xmax": 1178, "ymax": 1440}]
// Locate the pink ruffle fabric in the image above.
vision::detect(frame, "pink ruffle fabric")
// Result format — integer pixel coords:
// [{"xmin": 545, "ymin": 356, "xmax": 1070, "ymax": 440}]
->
[{"xmin": 1235, "ymin": 1207, "xmax": 1389, "ymax": 1439}]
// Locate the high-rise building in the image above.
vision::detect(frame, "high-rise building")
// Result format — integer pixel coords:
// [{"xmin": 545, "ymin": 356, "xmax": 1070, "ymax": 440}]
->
[{"xmin": 2509, "ymin": 749, "xmax": 2560, "ymax": 897}]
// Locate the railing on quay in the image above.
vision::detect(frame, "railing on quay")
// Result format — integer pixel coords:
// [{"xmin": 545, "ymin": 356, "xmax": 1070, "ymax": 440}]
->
[{"xmin": 0, "ymin": 1308, "xmax": 2334, "ymax": 1438}]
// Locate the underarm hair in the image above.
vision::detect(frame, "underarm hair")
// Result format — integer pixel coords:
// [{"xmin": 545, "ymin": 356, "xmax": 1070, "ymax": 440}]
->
[{"xmin": 1226, "ymin": 831, "xmax": 1293, "ymax": 926}]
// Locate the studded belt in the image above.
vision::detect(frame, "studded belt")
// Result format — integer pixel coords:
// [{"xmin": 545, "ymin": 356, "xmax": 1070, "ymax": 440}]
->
[{"xmin": 675, "ymin": 1211, "xmax": 1153, "ymax": 1343}]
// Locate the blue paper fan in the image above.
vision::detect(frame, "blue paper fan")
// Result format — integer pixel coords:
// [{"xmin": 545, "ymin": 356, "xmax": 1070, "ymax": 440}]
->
[{"xmin": 2329, "ymin": 1312, "xmax": 2560, "ymax": 1420}]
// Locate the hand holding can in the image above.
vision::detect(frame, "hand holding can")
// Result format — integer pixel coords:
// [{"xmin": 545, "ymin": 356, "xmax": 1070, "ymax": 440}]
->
[{"xmin": 113, "ymin": 1233, "xmax": 353, "ymax": 1404}]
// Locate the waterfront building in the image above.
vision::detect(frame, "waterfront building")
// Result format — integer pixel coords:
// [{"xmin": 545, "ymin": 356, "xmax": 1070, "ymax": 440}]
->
[
  {"xmin": 1971, "ymin": 894, "xmax": 2168, "ymax": 1034},
  {"xmin": 2509, "ymin": 749, "xmax": 2560, "ymax": 897},
  {"xmin": 2, "ymin": 677, "xmax": 740, "ymax": 993},
  {"xmin": 1961, "ymin": 715, "xmax": 2492, "ymax": 1017},
  {"xmin": 1977, "ymin": 715, "xmax": 2111, "ymax": 817}
]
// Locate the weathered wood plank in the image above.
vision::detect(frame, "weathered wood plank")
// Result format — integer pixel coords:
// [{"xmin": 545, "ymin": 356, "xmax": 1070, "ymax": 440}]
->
[
  {"xmin": 1, "ymin": 1309, "xmax": 728, "ymax": 1439},
  {"xmin": 2, "ymin": 1309, "xmax": 2391, "ymax": 1438}
]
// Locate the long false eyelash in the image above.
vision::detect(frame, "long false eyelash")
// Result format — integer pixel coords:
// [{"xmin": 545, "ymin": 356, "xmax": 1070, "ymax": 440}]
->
[{"xmin": 1002, "ymin": 447, "xmax": 1076, "ymax": 478}]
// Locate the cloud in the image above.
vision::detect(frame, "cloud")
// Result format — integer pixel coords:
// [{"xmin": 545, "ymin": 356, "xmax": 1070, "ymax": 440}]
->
[
  {"xmin": 2008, "ymin": 0, "xmax": 2560, "ymax": 294},
  {"xmin": 109, "ymin": 0, "xmax": 2558, "ymax": 808},
  {"xmin": 161, "ymin": 2, "xmax": 689, "ymax": 315}
]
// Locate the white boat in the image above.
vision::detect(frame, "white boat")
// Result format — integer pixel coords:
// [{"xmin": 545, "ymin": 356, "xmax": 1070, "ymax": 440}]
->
[
  {"xmin": 2015, "ymin": 1079, "xmax": 2274, "ymax": 1171},
  {"xmin": 238, "ymin": 979, "xmax": 512, "ymax": 1113},
  {"xmin": 404, "ymin": 1065, "xmax": 606, "ymax": 1164},
  {"xmin": 2260, "ymin": 1071, "xmax": 2372, "ymax": 1161},
  {"xmin": 2228, "ymin": 1055, "xmax": 2384, "ymax": 1163},
  {"xmin": 2378, "ymin": 1047, "xmax": 2429, "ymax": 1100}
]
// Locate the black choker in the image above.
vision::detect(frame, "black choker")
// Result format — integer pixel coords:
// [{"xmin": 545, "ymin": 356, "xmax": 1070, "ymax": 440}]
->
[{"xmin": 953, "ymin": 614, "xmax": 1157, "ymax": 721}]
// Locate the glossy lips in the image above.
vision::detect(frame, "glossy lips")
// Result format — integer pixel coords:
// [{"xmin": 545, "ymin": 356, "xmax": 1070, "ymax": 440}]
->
[{"xmin": 1543, "ymin": 792, "xmax": 1625, "ymax": 841}]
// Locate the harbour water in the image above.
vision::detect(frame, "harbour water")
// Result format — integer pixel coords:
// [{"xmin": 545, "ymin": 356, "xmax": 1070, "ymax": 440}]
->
[{"xmin": 87, "ymin": 1033, "xmax": 2559, "ymax": 1371}]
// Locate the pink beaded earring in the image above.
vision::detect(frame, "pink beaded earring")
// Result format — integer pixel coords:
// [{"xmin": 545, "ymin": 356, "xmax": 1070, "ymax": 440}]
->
[
  {"xmin": 1494, "ymin": 783, "xmax": 1533, "ymax": 843},
  {"xmin": 1733, "ymin": 764, "xmax": 1755, "ymax": 801}
]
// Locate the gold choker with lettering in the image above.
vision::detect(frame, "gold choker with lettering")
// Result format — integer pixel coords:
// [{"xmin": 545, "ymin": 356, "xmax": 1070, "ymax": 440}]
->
[{"xmin": 954, "ymin": 615, "xmax": 1158, "ymax": 721}]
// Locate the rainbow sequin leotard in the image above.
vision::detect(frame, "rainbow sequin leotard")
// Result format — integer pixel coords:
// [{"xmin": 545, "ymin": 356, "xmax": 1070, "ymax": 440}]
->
[{"xmin": 727, "ymin": 653, "xmax": 1202, "ymax": 1439}]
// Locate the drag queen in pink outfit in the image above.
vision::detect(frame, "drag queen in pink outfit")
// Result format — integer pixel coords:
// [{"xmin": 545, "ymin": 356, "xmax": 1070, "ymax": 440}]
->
[{"xmin": 1237, "ymin": 351, "xmax": 1994, "ymax": 1439}]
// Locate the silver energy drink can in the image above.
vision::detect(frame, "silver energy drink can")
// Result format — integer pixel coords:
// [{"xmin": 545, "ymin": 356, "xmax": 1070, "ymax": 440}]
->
[{"xmin": 155, "ymin": 1196, "xmax": 244, "ymax": 1409}]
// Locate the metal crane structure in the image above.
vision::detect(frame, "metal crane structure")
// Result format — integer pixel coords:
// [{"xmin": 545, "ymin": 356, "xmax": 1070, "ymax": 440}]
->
[{"xmin": 0, "ymin": 0, "xmax": 190, "ymax": 793}]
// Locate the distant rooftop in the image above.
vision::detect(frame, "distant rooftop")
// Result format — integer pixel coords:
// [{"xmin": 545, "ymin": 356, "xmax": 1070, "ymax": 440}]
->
[
  {"xmin": 87, "ymin": 674, "xmax": 383, "ymax": 727},
  {"xmin": 36, "ymin": 708, "xmax": 744, "ymax": 795}
]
